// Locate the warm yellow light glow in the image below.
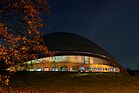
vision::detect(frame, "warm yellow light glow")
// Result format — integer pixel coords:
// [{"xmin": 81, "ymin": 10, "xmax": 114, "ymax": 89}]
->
[{"xmin": 8, "ymin": 55, "xmax": 120, "ymax": 73}]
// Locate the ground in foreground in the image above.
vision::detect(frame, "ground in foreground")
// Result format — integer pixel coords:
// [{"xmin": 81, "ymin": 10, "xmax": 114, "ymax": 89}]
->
[{"xmin": 1, "ymin": 72, "xmax": 139, "ymax": 93}]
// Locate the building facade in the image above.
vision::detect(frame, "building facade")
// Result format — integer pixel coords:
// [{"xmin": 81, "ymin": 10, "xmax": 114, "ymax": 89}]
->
[{"xmin": 9, "ymin": 32, "xmax": 127, "ymax": 74}]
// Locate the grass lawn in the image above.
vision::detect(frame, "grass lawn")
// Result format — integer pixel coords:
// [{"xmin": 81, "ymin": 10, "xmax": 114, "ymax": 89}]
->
[{"xmin": 1, "ymin": 72, "xmax": 139, "ymax": 93}]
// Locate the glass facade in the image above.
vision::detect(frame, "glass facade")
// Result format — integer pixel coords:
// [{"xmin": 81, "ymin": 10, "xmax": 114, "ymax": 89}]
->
[{"xmin": 8, "ymin": 55, "xmax": 120, "ymax": 72}]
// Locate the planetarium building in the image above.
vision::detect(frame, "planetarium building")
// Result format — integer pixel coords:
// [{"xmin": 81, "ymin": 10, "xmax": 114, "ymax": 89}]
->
[{"xmin": 10, "ymin": 32, "xmax": 127, "ymax": 74}]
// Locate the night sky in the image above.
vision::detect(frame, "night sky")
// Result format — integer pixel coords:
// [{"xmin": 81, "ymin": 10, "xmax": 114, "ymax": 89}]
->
[{"xmin": 47, "ymin": 0, "xmax": 139, "ymax": 69}]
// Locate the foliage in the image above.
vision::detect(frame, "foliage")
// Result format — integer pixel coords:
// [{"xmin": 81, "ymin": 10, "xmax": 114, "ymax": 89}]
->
[{"xmin": 0, "ymin": 0, "xmax": 52, "ymax": 67}]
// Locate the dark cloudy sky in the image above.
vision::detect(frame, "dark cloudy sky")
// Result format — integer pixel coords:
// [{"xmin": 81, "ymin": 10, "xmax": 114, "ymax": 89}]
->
[{"xmin": 47, "ymin": 0, "xmax": 139, "ymax": 69}]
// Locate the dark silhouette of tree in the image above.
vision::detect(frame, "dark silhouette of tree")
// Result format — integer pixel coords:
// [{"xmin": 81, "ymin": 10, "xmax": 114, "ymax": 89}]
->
[{"xmin": 0, "ymin": 0, "xmax": 53, "ymax": 67}]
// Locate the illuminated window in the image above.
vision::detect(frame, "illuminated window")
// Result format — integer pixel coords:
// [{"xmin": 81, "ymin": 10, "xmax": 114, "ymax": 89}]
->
[
  {"xmin": 44, "ymin": 67, "xmax": 50, "ymax": 71},
  {"xmin": 108, "ymin": 68, "xmax": 115, "ymax": 72},
  {"xmin": 84, "ymin": 56, "xmax": 90, "ymax": 64},
  {"xmin": 97, "ymin": 68, "xmax": 103, "ymax": 71},
  {"xmin": 88, "ymin": 67, "xmax": 95, "ymax": 71},
  {"xmin": 115, "ymin": 68, "xmax": 120, "ymax": 72},
  {"xmin": 36, "ymin": 68, "xmax": 42, "ymax": 71},
  {"xmin": 69, "ymin": 68, "xmax": 72, "ymax": 71},
  {"xmin": 52, "ymin": 67, "xmax": 59, "ymax": 71},
  {"xmin": 79, "ymin": 66, "xmax": 85, "ymax": 70},
  {"xmin": 60, "ymin": 65, "xmax": 68, "ymax": 71},
  {"xmin": 95, "ymin": 68, "xmax": 98, "ymax": 71},
  {"xmin": 29, "ymin": 69, "xmax": 34, "ymax": 71}
]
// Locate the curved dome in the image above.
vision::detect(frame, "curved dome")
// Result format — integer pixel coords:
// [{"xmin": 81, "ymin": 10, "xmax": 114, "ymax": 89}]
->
[
  {"xmin": 43, "ymin": 32, "xmax": 113, "ymax": 60},
  {"xmin": 8, "ymin": 32, "xmax": 128, "ymax": 75},
  {"xmin": 42, "ymin": 32, "xmax": 128, "ymax": 75}
]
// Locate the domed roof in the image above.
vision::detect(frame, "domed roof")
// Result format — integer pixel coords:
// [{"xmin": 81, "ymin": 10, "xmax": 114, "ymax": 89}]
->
[{"xmin": 43, "ymin": 32, "xmax": 114, "ymax": 60}]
